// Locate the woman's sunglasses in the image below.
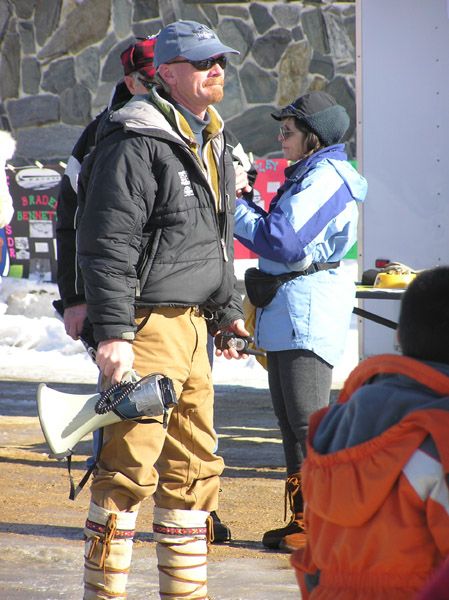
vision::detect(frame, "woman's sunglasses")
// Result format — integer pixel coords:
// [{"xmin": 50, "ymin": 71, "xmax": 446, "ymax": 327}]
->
[
  {"xmin": 168, "ymin": 56, "xmax": 228, "ymax": 71},
  {"xmin": 279, "ymin": 126, "xmax": 295, "ymax": 140}
]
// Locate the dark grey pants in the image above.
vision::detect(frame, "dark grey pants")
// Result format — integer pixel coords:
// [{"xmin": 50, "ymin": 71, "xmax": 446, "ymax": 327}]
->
[{"xmin": 267, "ymin": 349, "xmax": 332, "ymax": 476}]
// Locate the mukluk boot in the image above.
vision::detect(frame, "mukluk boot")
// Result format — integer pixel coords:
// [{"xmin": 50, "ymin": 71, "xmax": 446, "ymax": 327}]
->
[
  {"xmin": 83, "ymin": 502, "xmax": 137, "ymax": 599},
  {"xmin": 262, "ymin": 473, "xmax": 307, "ymax": 552},
  {"xmin": 153, "ymin": 507, "xmax": 209, "ymax": 599}
]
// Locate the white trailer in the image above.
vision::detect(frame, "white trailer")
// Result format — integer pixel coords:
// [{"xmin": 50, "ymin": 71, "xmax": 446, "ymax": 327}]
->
[{"xmin": 356, "ymin": 0, "xmax": 449, "ymax": 357}]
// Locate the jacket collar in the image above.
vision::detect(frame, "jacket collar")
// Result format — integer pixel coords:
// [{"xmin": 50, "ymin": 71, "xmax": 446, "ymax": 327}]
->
[{"xmin": 285, "ymin": 143, "xmax": 348, "ymax": 182}]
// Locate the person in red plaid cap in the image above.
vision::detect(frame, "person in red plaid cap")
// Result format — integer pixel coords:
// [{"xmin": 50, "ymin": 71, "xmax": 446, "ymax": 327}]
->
[{"xmin": 56, "ymin": 35, "xmax": 158, "ymax": 342}]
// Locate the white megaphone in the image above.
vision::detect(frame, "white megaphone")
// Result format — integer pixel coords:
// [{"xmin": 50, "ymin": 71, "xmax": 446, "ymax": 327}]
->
[{"xmin": 37, "ymin": 373, "xmax": 177, "ymax": 459}]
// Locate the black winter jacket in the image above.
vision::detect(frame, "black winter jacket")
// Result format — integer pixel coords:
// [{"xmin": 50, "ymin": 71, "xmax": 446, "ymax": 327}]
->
[
  {"xmin": 76, "ymin": 89, "xmax": 242, "ymax": 343},
  {"xmin": 56, "ymin": 82, "xmax": 132, "ymax": 308}
]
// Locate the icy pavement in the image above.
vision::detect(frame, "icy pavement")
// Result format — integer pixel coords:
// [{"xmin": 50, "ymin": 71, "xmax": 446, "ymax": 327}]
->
[
  {"xmin": 0, "ymin": 380, "xmax": 302, "ymax": 600},
  {"xmin": 0, "ymin": 534, "xmax": 298, "ymax": 600}
]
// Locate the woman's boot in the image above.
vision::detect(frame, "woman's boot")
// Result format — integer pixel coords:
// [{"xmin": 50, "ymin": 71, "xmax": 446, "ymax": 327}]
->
[
  {"xmin": 262, "ymin": 473, "xmax": 306, "ymax": 551},
  {"xmin": 83, "ymin": 502, "xmax": 137, "ymax": 599},
  {"xmin": 153, "ymin": 507, "xmax": 209, "ymax": 599},
  {"xmin": 209, "ymin": 510, "xmax": 232, "ymax": 543}
]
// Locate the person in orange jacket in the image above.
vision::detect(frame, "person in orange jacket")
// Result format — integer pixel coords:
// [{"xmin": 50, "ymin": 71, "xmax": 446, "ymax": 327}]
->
[{"xmin": 292, "ymin": 266, "xmax": 449, "ymax": 600}]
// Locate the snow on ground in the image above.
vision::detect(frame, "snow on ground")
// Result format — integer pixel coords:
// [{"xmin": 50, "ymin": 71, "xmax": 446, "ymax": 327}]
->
[{"xmin": 0, "ymin": 261, "xmax": 359, "ymax": 387}]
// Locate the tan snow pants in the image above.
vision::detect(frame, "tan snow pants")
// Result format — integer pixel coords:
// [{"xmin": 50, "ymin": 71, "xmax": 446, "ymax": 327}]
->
[{"xmin": 90, "ymin": 306, "xmax": 224, "ymax": 513}]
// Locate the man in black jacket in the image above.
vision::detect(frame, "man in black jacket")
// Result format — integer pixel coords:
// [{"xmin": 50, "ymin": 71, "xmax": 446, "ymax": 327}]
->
[
  {"xmin": 56, "ymin": 35, "xmax": 252, "ymax": 547},
  {"xmin": 76, "ymin": 21, "xmax": 249, "ymax": 599},
  {"xmin": 57, "ymin": 37, "xmax": 253, "ymax": 342}
]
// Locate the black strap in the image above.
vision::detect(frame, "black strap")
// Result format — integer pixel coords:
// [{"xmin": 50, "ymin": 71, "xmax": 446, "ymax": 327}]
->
[
  {"xmin": 135, "ymin": 309, "xmax": 152, "ymax": 332},
  {"xmin": 68, "ymin": 427, "xmax": 104, "ymax": 501},
  {"xmin": 307, "ymin": 261, "xmax": 340, "ymax": 274},
  {"xmin": 277, "ymin": 261, "xmax": 340, "ymax": 282},
  {"xmin": 352, "ymin": 306, "xmax": 398, "ymax": 330}
]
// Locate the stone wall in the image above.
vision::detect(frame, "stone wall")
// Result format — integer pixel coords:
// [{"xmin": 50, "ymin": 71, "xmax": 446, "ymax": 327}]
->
[{"xmin": 0, "ymin": 0, "xmax": 356, "ymax": 164}]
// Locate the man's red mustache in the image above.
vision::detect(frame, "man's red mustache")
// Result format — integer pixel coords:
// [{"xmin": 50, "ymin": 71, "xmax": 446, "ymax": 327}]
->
[{"xmin": 203, "ymin": 77, "xmax": 224, "ymax": 87}]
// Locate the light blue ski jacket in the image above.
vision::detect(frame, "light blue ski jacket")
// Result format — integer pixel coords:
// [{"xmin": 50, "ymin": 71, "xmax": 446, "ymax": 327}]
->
[{"xmin": 234, "ymin": 144, "xmax": 367, "ymax": 366}]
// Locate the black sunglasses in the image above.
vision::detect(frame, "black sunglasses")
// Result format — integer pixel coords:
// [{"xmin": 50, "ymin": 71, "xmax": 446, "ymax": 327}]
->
[
  {"xmin": 168, "ymin": 56, "xmax": 228, "ymax": 71},
  {"xmin": 137, "ymin": 76, "xmax": 154, "ymax": 89}
]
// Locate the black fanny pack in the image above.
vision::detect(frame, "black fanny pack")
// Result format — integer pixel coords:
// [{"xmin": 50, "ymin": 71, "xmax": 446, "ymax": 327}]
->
[{"xmin": 244, "ymin": 262, "xmax": 340, "ymax": 308}]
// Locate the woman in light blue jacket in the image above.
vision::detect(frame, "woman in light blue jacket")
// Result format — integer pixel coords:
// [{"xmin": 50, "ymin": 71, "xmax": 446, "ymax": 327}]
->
[{"xmin": 234, "ymin": 91, "xmax": 367, "ymax": 552}]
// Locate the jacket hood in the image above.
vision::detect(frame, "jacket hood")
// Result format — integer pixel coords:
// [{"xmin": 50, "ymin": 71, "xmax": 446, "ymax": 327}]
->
[
  {"xmin": 109, "ymin": 93, "xmax": 184, "ymax": 141},
  {"xmin": 328, "ymin": 156, "xmax": 367, "ymax": 203},
  {"xmin": 304, "ymin": 367, "xmax": 449, "ymax": 528},
  {"xmin": 109, "ymin": 86, "xmax": 224, "ymax": 146},
  {"xmin": 287, "ymin": 145, "xmax": 367, "ymax": 204}
]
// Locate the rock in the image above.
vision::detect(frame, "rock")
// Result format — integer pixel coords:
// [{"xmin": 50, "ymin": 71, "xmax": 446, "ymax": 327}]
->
[
  {"xmin": 16, "ymin": 124, "xmax": 85, "ymax": 162},
  {"xmin": 249, "ymin": 3, "xmax": 275, "ymax": 35},
  {"xmin": 252, "ymin": 28, "xmax": 291, "ymax": 69},
  {"xmin": 133, "ymin": 0, "xmax": 159, "ymax": 21},
  {"xmin": 240, "ymin": 62, "xmax": 277, "ymax": 104},
  {"xmin": 35, "ymin": 0, "xmax": 61, "ymax": 48},
  {"xmin": 37, "ymin": 0, "xmax": 111, "ymax": 62},
  {"xmin": 41, "ymin": 57, "xmax": 76, "ymax": 94},
  {"xmin": 60, "ymin": 85, "xmax": 92, "ymax": 126},
  {"xmin": 227, "ymin": 106, "xmax": 281, "ymax": 157},
  {"xmin": 22, "ymin": 58, "xmax": 41, "ymax": 95},
  {"xmin": 277, "ymin": 41, "xmax": 312, "ymax": 107},
  {"xmin": 7, "ymin": 95, "xmax": 60, "ymax": 129},
  {"xmin": 112, "ymin": 0, "xmax": 133, "ymax": 39},
  {"xmin": 218, "ymin": 18, "xmax": 254, "ymax": 63},
  {"xmin": 75, "ymin": 47, "xmax": 100, "ymax": 92},
  {"xmin": 1, "ymin": 31, "xmax": 20, "ymax": 100}
]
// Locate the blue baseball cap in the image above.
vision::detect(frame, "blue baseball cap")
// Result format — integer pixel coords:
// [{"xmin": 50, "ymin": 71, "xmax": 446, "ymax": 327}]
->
[{"xmin": 154, "ymin": 20, "xmax": 239, "ymax": 68}]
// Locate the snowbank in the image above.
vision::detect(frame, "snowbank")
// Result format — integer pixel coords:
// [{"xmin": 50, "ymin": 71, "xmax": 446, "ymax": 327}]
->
[{"xmin": 0, "ymin": 267, "xmax": 358, "ymax": 387}]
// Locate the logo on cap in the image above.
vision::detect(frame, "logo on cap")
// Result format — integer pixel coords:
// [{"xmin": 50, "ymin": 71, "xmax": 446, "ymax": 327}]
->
[{"xmin": 193, "ymin": 25, "xmax": 215, "ymax": 41}]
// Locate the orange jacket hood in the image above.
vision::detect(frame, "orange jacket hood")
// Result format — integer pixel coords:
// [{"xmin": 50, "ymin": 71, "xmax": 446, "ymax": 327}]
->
[
  {"xmin": 304, "ymin": 355, "xmax": 449, "ymax": 527},
  {"xmin": 304, "ymin": 406, "xmax": 449, "ymax": 527}
]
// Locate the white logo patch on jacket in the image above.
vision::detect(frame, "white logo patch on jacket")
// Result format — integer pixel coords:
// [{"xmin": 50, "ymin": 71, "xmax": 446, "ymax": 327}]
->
[{"xmin": 178, "ymin": 170, "xmax": 194, "ymax": 197}]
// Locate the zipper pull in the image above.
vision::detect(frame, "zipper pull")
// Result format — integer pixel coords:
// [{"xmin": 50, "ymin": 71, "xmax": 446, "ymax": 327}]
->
[{"xmin": 221, "ymin": 238, "xmax": 229, "ymax": 262}]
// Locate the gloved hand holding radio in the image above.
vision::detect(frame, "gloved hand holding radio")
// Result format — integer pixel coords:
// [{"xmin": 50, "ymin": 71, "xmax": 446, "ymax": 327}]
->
[
  {"xmin": 213, "ymin": 318, "xmax": 251, "ymax": 359},
  {"xmin": 214, "ymin": 323, "xmax": 266, "ymax": 359}
]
